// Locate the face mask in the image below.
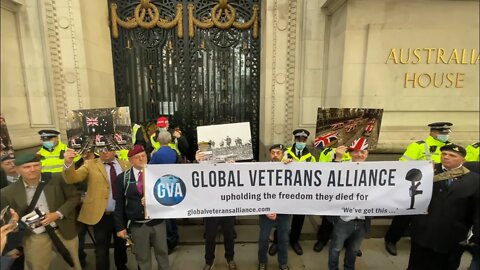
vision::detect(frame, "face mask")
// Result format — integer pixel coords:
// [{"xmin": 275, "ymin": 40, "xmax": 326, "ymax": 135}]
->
[
  {"xmin": 43, "ymin": 141, "xmax": 55, "ymax": 149},
  {"xmin": 295, "ymin": 142, "xmax": 306, "ymax": 151},
  {"xmin": 436, "ymin": 134, "xmax": 449, "ymax": 142}
]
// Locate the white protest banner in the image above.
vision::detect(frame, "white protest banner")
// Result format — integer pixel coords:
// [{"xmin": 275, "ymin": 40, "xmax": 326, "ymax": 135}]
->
[{"xmin": 144, "ymin": 161, "xmax": 433, "ymax": 219}]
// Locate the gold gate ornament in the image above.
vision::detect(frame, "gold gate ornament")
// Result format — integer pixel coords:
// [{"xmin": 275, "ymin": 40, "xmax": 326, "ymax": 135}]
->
[
  {"xmin": 110, "ymin": 0, "xmax": 183, "ymax": 38},
  {"xmin": 188, "ymin": 0, "xmax": 259, "ymax": 39}
]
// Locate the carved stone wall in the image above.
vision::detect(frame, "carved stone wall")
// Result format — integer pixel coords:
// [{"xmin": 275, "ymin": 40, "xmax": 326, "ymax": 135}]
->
[{"xmin": 0, "ymin": 0, "xmax": 115, "ymax": 149}]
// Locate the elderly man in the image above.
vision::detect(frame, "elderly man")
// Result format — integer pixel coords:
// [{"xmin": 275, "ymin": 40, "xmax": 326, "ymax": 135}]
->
[
  {"xmin": 150, "ymin": 131, "xmax": 180, "ymax": 253},
  {"xmin": 63, "ymin": 147, "xmax": 130, "ymax": 270},
  {"xmin": 0, "ymin": 153, "xmax": 81, "ymax": 270},
  {"xmin": 258, "ymin": 144, "xmax": 291, "ymax": 270},
  {"xmin": 114, "ymin": 145, "xmax": 170, "ymax": 270},
  {"xmin": 385, "ymin": 122, "xmax": 454, "ymax": 256},
  {"xmin": 408, "ymin": 144, "xmax": 479, "ymax": 270}
]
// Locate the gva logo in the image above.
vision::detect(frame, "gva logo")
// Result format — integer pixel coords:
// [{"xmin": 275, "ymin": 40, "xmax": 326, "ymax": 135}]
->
[{"xmin": 153, "ymin": 174, "xmax": 187, "ymax": 206}]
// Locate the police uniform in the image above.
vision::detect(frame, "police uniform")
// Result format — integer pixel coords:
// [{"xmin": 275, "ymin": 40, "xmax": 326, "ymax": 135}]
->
[
  {"xmin": 271, "ymin": 129, "xmax": 315, "ymax": 256},
  {"xmin": 37, "ymin": 129, "xmax": 79, "ymax": 173},
  {"xmin": 399, "ymin": 122, "xmax": 453, "ymax": 163},
  {"xmin": 385, "ymin": 122, "xmax": 453, "ymax": 256},
  {"xmin": 466, "ymin": 142, "xmax": 480, "ymax": 162}
]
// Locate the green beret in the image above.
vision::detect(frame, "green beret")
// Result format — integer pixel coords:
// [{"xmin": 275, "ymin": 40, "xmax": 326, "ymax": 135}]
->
[{"xmin": 15, "ymin": 153, "xmax": 42, "ymax": 166}]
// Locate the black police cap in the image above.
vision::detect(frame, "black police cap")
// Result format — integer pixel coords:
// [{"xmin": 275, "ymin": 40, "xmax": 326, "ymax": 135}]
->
[
  {"xmin": 428, "ymin": 122, "xmax": 452, "ymax": 132},
  {"xmin": 38, "ymin": 129, "xmax": 60, "ymax": 139},
  {"xmin": 440, "ymin": 144, "xmax": 466, "ymax": 157},
  {"xmin": 292, "ymin": 129, "xmax": 310, "ymax": 138}
]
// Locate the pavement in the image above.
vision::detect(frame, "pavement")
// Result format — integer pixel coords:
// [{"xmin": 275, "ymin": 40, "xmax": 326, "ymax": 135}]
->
[{"xmin": 45, "ymin": 216, "xmax": 473, "ymax": 270}]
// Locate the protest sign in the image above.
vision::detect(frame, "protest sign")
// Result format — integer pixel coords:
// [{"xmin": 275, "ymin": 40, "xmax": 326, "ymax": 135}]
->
[
  {"xmin": 65, "ymin": 107, "xmax": 132, "ymax": 154},
  {"xmin": 144, "ymin": 161, "xmax": 433, "ymax": 218}
]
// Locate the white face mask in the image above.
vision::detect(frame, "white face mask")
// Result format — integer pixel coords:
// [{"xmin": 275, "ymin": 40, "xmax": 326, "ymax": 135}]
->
[{"xmin": 436, "ymin": 134, "xmax": 449, "ymax": 143}]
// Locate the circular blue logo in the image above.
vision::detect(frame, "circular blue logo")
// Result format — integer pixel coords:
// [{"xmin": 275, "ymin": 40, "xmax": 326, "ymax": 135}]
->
[{"xmin": 153, "ymin": 174, "xmax": 187, "ymax": 206}]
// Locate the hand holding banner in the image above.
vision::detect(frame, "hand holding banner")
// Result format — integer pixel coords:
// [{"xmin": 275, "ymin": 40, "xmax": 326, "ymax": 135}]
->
[{"xmin": 144, "ymin": 161, "xmax": 433, "ymax": 219}]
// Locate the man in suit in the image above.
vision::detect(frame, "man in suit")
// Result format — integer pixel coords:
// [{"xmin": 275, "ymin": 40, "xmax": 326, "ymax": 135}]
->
[
  {"xmin": 63, "ymin": 147, "xmax": 130, "ymax": 270},
  {"xmin": 114, "ymin": 145, "xmax": 170, "ymax": 270},
  {"xmin": 0, "ymin": 153, "xmax": 81, "ymax": 270},
  {"xmin": 408, "ymin": 144, "xmax": 479, "ymax": 270}
]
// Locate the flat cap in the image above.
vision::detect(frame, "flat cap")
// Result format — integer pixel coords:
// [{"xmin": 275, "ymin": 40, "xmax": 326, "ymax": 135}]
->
[
  {"xmin": 269, "ymin": 144, "xmax": 285, "ymax": 152},
  {"xmin": 428, "ymin": 122, "xmax": 452, "ymax": 132},
  {"xmin": 128, "ymin": 145, "xmax": 145, "ymax": 157},
  {"xmin": 15, "ymin": 153, "xmax": 42, "ymax": 166},
  {"xmin": 38, "ymin": 129, "xmax": 60, "ymax": 139},
  {"xmin": 440, "ymin": 144, "xmax": 466, "ymax": 157},
  {"xmin": 292, "ymin": 129, "xmax": 310, "ymax": 138}
]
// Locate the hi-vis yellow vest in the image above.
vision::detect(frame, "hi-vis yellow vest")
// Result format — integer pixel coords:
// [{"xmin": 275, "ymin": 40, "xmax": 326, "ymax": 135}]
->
[
  {"xmin": 150, "ymin": 133, "xmax": 180, "ymax": 155},
  {"xmin": 318, "ymin": 148, "xmax": 351, "ymax": 162},
  {"xmin": 116, "ymin": 149, "xmax": 129, "ymax": 161},
  {"xmin": 465, "ymin": 142, "xmax": 479, "ymax": 162},
  {"xmin": 285, "ymin": 147, "xmax": 316, "ymax": 162},
  {"xmin": 38, "ymin": 141, "xmax": 80, "ymax": 173},
  {"xmin": 132, "ymin": 124, "xmax": 141, "ymax": 145},
  {"xmin": 400, "ymin": 136, "xmax": 449, "ymax": 163}
]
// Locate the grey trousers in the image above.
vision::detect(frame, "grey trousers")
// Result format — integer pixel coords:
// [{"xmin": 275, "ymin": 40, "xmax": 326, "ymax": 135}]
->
[{"xmin": 130, "ymin": 221, "xmax": 170, "ymax": 270}]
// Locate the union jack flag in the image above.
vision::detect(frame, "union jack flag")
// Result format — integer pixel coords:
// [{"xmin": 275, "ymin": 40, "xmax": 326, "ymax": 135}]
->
[
  {"xmin": 349, "ymin": 137, "xmax": 369, "ymax": 151},
  {"xmin": 95, "ymin": 134, "xmax": 103, "ymax": 142},
  {"xmin": 365, "ymin": 124, "xmax": 374, "ymax": 133},
  {"xmin": 86, "ymin": 117, "xmax": 99, "ymax": 127},
  {"xmin": 314, "ymin": 132, "xmax": 338, "ymax": 148},
  {"xmin": 114, "ymin": 133, "xmax": 123, "ymax": 142}
]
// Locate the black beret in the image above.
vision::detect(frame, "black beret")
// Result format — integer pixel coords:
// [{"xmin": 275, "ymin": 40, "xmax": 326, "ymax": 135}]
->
[
  {"xmin": 15, "ymin": 153, "xmax": 42, "ymax": 166},
  {"xmin": 440, "ymin": 144, "xmax": 466, "ymax": 157},
  {"xmin": 38, "ymin": 129, "xmax": 60, "ymax": 139},
  {"xmin": 292, "ymin": 129, "xmax": 310, "ymax": 138},
  {"xmin": 428, "ymin": 122, "xmax": 452, "ymax": 132},
  {"xmin": 269, "ymin": 144, "xmax": 285, "ymax": 152}
]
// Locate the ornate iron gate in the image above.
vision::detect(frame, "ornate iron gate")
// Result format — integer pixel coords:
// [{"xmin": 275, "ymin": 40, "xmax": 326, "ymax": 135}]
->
[{"xmin": 108, "ymin": 0, "xmax": 261, "ymax": 160}]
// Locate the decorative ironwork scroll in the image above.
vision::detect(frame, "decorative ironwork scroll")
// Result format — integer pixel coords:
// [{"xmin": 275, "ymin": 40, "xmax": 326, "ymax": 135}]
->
[
  {"xmin": 110, "ymin": 0, "xmax": 183, "ymax": 38},
  {"xmin": 187, "ymin": 0, "xmax": 259, "ymax": 38}
]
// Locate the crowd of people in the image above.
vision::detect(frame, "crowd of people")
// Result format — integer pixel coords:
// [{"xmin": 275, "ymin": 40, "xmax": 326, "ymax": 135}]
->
[{"xmin": 0, "ymin": 119, "xmax": 478, "ymax": 270}]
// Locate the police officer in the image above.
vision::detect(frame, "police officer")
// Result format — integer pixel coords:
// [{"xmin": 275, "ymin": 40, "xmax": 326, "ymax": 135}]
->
[
  {"xmin": 384, "ymin": 122, "xmax": 453, "ymax": 256},
  {"xmin": 466, "ymin": 142, "xmax": 479, "ymax": 162},
  {"xmin": 37, "ymin": 129, "xmax": 79, "ymax": 173},
  {"xmin": 269, "ymin": 129, "xmax": 316, "ymax": 256}
]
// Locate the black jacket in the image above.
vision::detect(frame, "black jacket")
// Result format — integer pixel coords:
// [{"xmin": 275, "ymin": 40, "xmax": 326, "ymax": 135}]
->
[
  {"xmin": 410, "ymin": 163, "xmax": 480, "ymax": 253},
  {"xmin": 113, "ymin": 169, "xmax": 162, "ymax": 232}
]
